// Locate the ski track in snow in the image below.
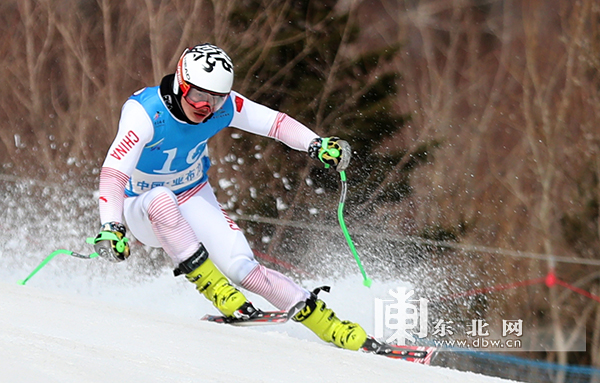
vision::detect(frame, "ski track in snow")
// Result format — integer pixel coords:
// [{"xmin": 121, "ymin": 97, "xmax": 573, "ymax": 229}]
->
[{"xmin": 0, "ymin": 267, "xmax": 520, "ymax": 383}]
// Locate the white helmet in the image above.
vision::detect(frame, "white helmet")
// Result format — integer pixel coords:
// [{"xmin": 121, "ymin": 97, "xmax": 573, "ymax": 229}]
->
[{"xmin": 175, "ymin": 43, "xmax": 234, "ymax": 96}]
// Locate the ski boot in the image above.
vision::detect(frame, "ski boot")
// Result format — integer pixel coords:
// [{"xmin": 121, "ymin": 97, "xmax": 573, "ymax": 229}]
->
[
  {"xmin": 174, "ymin": 243, "xmax": 259, "ymax": 318},
  {"xmin": 292, "ymin": 286, "xmax": 368, "ymax": 351}
]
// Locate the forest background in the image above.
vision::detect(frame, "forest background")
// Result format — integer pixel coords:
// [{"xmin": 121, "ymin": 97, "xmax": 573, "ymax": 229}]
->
[{"xmin": 1, "ymin": 0, "xmax": 600, "ymax": 372}]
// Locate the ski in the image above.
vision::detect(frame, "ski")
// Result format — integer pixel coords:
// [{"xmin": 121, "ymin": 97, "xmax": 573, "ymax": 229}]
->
[
  {"xmin": 202, "ymin": 314, "xmax": 436, "ymax": 364},
  {"xmin": 201, "ymin": 310, "xmax": 289, "ymax": 326},
  {"xmin": 361, "ymin": 337, "xmax": 436, "ymax": 365}
]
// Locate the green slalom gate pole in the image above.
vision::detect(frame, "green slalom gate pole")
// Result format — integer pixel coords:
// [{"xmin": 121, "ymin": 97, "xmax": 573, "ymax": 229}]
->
[{"xmin": 337, "ymin": 170, "xmax": 372, "ymax": 287}]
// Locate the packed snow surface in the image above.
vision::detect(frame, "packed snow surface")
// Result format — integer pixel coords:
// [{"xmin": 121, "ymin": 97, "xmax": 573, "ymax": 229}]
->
[{"xmin": 0, "ymin": 267, "xmax": 518, "ymax": 383}]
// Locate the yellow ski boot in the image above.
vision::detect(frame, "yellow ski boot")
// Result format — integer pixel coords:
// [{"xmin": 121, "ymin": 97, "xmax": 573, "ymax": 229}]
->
[
  {"xmin": 292, "ymin": 287, "xmax": 368, "ymax": 351},
  {"xmin": 174, "ymin": 244, "xmax": 252, "ymax": 318}
]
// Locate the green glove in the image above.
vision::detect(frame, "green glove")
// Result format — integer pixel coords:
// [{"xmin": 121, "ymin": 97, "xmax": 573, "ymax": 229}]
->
[
  {"xmin": 88, "ymin": 222, "xmax": 130, "ymax": 262},
  {"xmin": 308, "ymin": 137, "xmax": 352, "ymax": 172}
]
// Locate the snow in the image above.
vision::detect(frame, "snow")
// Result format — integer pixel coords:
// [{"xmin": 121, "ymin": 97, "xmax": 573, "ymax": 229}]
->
[{"xmin": 0, "ymin": 269, "xmax": 519, "ymax": 383}]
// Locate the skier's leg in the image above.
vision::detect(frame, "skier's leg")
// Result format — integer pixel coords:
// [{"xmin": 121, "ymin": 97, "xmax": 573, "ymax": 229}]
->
[
  {"xmin": 291, "ymin": 288, "xmax": 368, "ymax": 351},
  {"xmin": 123, "ymin": 186, "xmax": 249, "ymax": 317},
  {"xmin": 178, "ymin": 184, "xmax": 309, "ymax": 310},
  {"xmin": 240, "ymin": 264, "xmax": 309, "ymax": 310},
  {"xmin": 178, "ymin": 184, "xmax": 368, "ymax": 350},
  {"xmin": 240, "ymin": 261, "xmax": 368, "ymax": 350}
]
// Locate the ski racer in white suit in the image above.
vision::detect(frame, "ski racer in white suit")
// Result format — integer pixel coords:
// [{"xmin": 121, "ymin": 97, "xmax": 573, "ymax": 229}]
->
[{"xmin": 92, "ymin": 43, "xmax": 368, "ymax": 351}]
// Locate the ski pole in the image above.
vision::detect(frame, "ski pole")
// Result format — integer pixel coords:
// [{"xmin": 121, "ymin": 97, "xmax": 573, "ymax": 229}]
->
[
  {"xmin": 18, "ymin": 249, "xmax": 99, "ymax": 285},
  {"xmin": 319, "ymin": 138, "xmax": 372, "ymax": 287},
  {"xmin": 337, "ymin": 170, "xmax": 372, "ymax": 287},
  {"xmin": 18, "ymin": 232, "xmax": 126, "ymax": 285}
]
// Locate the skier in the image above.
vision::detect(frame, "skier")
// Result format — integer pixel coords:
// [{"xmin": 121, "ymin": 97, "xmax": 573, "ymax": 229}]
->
[{"xmin": 92, "ymin": 43, "xmax": 368, "ymax": 351}]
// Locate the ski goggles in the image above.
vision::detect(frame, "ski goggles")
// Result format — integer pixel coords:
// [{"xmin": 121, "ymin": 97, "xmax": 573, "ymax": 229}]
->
[{"xmin": 182, "ymin": 86, "xmax": 229, "ymax": 112}]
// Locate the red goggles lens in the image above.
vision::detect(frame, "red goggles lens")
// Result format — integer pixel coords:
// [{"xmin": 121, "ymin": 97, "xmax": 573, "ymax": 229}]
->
[{"xmin": 183, "ymin": 87, "xmax": 228, "ymax": 112}]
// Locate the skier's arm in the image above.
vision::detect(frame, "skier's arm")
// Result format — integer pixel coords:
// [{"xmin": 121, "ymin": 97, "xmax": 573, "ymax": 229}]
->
[
  {"xmin": 99, "ymin": 99, "xmax": 153, "ymax": 222},
  {"xmin": 228, "ymin": 92, "xmax": 317, "ymax": 151},
  {"xmin": 94, "ymin": 99, "xmax": 153, "ymax": 262},
  {"xmin": 228, "ymin": 91, "xmax": 351, "ymax": 171}
]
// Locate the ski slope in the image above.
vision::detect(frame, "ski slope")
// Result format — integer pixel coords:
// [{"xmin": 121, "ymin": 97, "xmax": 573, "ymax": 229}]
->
[{"xmin": 1, "ymin": 272, "xmax": 518, "ymax": 383}]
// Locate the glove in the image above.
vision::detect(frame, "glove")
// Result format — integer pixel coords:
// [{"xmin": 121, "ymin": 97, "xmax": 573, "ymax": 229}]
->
[
  {"xmin": 88, "ymin": 222, "xmax": 130, "ymax": 262},
  {"xmin": 308, "ymin": 137, "xmax": 351, "ymax": 172}
]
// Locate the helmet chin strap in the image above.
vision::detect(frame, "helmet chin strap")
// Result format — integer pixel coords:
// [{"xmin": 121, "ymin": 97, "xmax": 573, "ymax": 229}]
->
[{"xmin": 173, "ymin": 76, "xmax": 181, "ymax": 95}]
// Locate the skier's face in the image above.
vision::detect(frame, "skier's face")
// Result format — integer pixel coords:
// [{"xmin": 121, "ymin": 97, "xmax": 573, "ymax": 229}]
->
[
  {"xmin": 181, "ymin": 86, "xmax": 228, "ymax": 123},
  {"xmin": 182, "ymin": 95, "xmax": 211, "ymax": 123}
]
